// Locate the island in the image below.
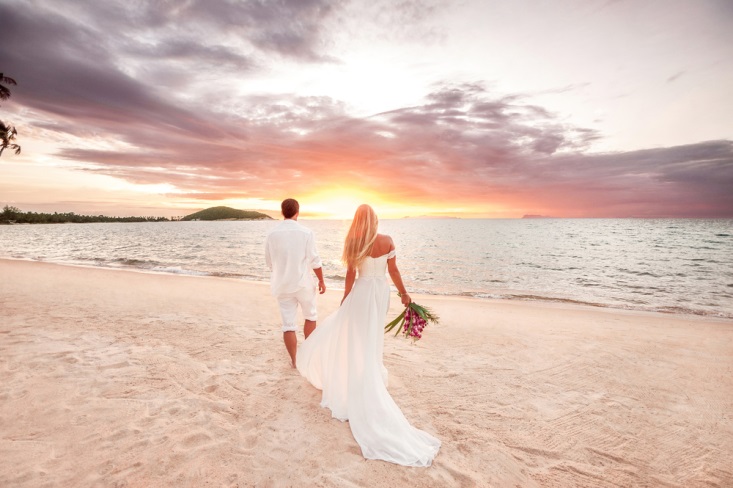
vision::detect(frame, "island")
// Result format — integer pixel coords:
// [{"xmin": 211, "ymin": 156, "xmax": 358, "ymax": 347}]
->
[{"xmin": 181, "ymin": 206, "xmax": 273, "ymax": 221}]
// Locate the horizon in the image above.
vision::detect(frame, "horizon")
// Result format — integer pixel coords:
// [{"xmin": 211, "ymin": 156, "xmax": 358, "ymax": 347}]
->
[
  {"xmin": 5, "ymin": 203, "xmax": 732, "ymax": 222},
  {"xmin": 1, "ymin": 0, "xmax": 732, "ymax": 219}
]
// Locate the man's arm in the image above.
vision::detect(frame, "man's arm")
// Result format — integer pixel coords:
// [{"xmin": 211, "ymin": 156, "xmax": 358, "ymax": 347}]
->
[
  {"xmin": 306, "ymin": 232, "xmax": 325, "ymax": 293},
  {"xmin": 313, "ymin": 266, "xmax": 326, "ymax": 294},
  {"xmin": 264, "ymin": 237, "xmax": 272, "ymax": 270}
]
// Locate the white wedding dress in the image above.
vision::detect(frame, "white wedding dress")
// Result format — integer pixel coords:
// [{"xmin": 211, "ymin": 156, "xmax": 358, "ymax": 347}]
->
[{"xmin": 296, "ymin": 251, "xmax": 441, "ymax": 467}]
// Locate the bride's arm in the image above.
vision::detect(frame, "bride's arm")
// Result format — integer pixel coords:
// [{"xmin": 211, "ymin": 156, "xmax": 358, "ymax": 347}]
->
[
  {"xmin": 341, "ymin": 267, "xmax": 356, "ymax": 305},
  {"xmin": 387, "ymin": 257, "xmax": 411, "ymax": 306}
]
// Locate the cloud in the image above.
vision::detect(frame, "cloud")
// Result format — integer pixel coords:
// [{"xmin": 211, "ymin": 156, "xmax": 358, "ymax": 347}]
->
[
  {"xmin": 2, "ymin": 1, "xmax": 731, "ymax": 218},
  {"xmin": 51, "ymin": 81, "xmax": 733, "ymax": 217},
  {"xmin": 0, "ymin": 0, "xmax": 341, "ymax": 120},
  {"xmin": 334, "ymin": 0, "xmax": 449, "ymax": 45}
]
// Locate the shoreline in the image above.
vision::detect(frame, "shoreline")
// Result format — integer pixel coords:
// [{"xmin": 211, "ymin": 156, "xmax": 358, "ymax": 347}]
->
[
  {"xmin": 1, "ymin": 258, "xmax": 732, "ymax": 486},
  {"xmin": 2, "ymin": 256, "xmax": 730, "ymax": 321}
]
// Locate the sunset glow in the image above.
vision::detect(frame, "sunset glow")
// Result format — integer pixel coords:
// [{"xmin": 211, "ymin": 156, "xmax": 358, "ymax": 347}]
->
[
  {"xmin": 303, "ymin": 188, "xmax": 384, "ymax": 220},
  {"xmin": 1, "ymin": 0, "xmax": 731, "ymax": 219}
]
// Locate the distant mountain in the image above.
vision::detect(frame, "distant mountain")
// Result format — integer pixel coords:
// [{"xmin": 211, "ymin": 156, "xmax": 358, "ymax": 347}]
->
[
  {"xmin": 522, "ymin": 214, "xmax": 553, "ymax": 219},
  {"xmin": 182, "ymin": 206, "xmax": 273, "ymax": 221}
]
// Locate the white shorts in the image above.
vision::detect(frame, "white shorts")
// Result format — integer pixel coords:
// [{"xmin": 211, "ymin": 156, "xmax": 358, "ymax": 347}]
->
[{"xmin": 276, "ymin": 284, "xmax": 318, "ymax": 332}]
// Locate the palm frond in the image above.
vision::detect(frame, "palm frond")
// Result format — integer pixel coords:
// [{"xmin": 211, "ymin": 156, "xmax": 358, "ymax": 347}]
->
[
  {"xmin": 0, "ymin": 73, "xmax": 17, "ymax": 101},
  {"xmin": 0, "ymin": 73, "xmax": 18, "ymax": 85}
]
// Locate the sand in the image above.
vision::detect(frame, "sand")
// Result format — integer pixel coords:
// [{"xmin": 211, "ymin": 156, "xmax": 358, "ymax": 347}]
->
[{"xmin": 1, "ymin": 258, "xmax": 731, "ymax": 487}]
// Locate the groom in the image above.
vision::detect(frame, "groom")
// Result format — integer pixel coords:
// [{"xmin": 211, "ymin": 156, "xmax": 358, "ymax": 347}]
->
[{"xmin": 265, "ymin": 198, "xmax": 326, "ymax": 368}]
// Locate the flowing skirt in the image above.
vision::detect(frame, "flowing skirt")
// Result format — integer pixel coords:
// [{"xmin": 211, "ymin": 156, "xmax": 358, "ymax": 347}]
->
[{"xmin": 296, "ymin": 276, "xmax": 440, "ymax": 467}]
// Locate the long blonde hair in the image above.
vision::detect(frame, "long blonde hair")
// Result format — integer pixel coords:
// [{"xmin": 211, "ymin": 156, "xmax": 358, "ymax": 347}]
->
[{"xmin": 342, "ymin": 204, "xmax": 379, "ymax": 269}]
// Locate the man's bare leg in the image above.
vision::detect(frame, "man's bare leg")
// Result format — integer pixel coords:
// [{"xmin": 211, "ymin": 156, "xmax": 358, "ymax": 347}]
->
[
  {"xmin": 304, "ymin": 319, "xmax": 316, "ymax": 339},
  {"xmin": 283, "ymin": 331, "xmax": 297, "ymax": 368}
]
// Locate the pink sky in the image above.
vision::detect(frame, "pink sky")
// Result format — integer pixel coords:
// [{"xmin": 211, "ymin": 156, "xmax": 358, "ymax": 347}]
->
[{"xmin": 1, "ymin": 0, "xmax": 731, "ymax": 218}]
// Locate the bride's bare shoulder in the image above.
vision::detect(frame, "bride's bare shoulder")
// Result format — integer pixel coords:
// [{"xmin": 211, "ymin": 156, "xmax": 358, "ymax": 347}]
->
[
  {"xmin": 375, "ymin": 234, "xmax": 395, "ymax": 251},
  {"xmin": 370, "ymin": 234, "xmax": 393, "ymax": 256}
]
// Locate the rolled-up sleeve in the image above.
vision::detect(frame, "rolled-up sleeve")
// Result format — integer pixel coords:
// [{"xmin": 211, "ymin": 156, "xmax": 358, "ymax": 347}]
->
[{"xmin": 306, "ymin": 232, "xmax": 322, "ymax": 269}]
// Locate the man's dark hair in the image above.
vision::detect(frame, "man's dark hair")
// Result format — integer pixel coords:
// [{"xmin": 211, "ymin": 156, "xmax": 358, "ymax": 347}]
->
[{"xmin": 281, "ymin": 198, "xmax": 299, "ymax": 219}]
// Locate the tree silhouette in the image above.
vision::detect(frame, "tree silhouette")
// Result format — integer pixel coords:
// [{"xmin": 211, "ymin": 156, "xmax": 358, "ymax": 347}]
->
[
  {"xmin": 1, "ymin": 73, "xmax": 21, "ymax": 157},
  {"xmin": 0, "ymin": 73, "xmax": 16, "ymax": 101}
]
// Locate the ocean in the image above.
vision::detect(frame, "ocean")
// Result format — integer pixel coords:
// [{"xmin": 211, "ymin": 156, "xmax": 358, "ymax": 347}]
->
[{"xmin": 1, "ymin": 218, "xmax": 731, "ymax": 318}]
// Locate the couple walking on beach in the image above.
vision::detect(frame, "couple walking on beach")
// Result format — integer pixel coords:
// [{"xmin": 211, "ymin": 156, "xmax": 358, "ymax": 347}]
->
[{"xmin": 265, "ymin": 198, "xmax": 440, "ymax": 467}]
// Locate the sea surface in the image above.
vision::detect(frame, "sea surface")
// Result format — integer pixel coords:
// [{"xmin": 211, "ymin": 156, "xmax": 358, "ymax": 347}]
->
[{"xmin": 1, "ymin": 218, "xmax": 731, "ymax": 318}]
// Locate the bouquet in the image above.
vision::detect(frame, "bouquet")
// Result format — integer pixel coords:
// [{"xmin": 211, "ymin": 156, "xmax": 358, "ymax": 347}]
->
[{"xmin": 384, "ymin": 302, "xmax": 439, "ymax": 341}]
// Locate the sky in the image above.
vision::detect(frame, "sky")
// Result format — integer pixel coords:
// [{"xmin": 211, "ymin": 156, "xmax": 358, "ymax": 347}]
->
[{"xmin": 1, "ymin": 0, "xmax": 732, "ymax": 219}]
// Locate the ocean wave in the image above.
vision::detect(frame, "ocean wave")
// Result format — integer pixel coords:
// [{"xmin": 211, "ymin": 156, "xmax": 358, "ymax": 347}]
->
[
  {"xmin": 208, "ymin": 271, "xmax": 247, "ymax": 279},
  {"xmin": 505, "ymin": 293, "xmax": 610, "ymax": 309},
  {"xmin": 498, "ymin": 293, "xmax": 731, "ymax": 318},
  {"xmin": 4, "ymin": 255, "xmax": 732, "ymax": 318},
  {"xmin": 618, "ymin": 268, "xmax": 662, "ymax": 278},
  {"xmin": 112, "ymin": 257, "xmax": 159, "ymax": 267},
  {"xmin": 654, "ymin": 305, "xmax": 733, "ymax": 319},
  {"xmin": 150, "ymin": 266, "xmax": 210, "ymax": 276},
  {"xmin": 3, "ymin": 218, "xmax": 732, "ymax": 319}
]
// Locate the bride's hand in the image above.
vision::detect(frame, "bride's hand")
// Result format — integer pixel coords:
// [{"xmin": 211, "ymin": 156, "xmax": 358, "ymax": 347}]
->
[{"xmin": 400, "ymin": 292, "xmax": 411, "ymax": 306}]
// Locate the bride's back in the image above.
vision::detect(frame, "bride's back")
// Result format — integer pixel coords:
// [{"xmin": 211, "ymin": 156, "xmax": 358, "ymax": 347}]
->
[
  {"xmin": 368, "ymin": 234, "xmax": 393, "ymax": 259},
  {"xmin": 358, "ymin": 234, "xmax": 394, "ymax": 278}
]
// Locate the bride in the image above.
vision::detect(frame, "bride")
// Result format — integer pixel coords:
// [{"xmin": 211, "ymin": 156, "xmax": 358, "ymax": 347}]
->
[{"xmin": 296, "ymin": 204, "xmax": 441, "ymax": 467}]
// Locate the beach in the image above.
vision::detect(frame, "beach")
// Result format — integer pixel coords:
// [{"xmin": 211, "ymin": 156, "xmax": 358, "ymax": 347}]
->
[{"xmin": 1, "ymin": 258, "xmax": 731, "ymax": 487}]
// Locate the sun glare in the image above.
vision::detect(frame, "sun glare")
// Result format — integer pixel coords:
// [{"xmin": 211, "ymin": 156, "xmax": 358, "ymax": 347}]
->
[
  {"xmin": 302, "ymin": 186, "xmax": 430, "ymax": 220},
  {"xmin": 299, "ymin": 186, "xmax": 504, "ymax": 220},
  {"xmin": 304, "ymin": 188, "xmax": 374, "ymax": 219}
]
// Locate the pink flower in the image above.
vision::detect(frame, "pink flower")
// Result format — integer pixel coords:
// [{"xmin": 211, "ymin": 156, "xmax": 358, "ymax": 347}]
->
[{"xmin": 384, "ymin": 301, "xmax": 439, "ymax": 342}]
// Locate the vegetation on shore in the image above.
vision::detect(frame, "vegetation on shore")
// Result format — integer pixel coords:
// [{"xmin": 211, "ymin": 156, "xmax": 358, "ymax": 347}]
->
[
  {"xmin": 0, "ymin": 206, "xmax": 169, "ymax": 224},
  {"xmin": 0, "ymin": 205, "xmax": 272, "ymax": 224},
  {"xmin": 181, "ymin": 206, "xmax": 272, "ymax": 221}
]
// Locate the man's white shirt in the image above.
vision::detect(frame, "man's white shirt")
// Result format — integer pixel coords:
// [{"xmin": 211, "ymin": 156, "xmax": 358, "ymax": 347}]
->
[{"xmin": 265, "ymin": 219, "xmax": 322, "ymax": 296}]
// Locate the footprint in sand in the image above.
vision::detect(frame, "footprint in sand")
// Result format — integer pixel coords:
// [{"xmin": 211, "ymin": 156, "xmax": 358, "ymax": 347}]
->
[
  {"xmin": 241, "ymin": 434, "xmax": 258, "ymax": 449},
  {"xmin": 181, "ymin": 432, "xmax": 213, "ymax": 448}
]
